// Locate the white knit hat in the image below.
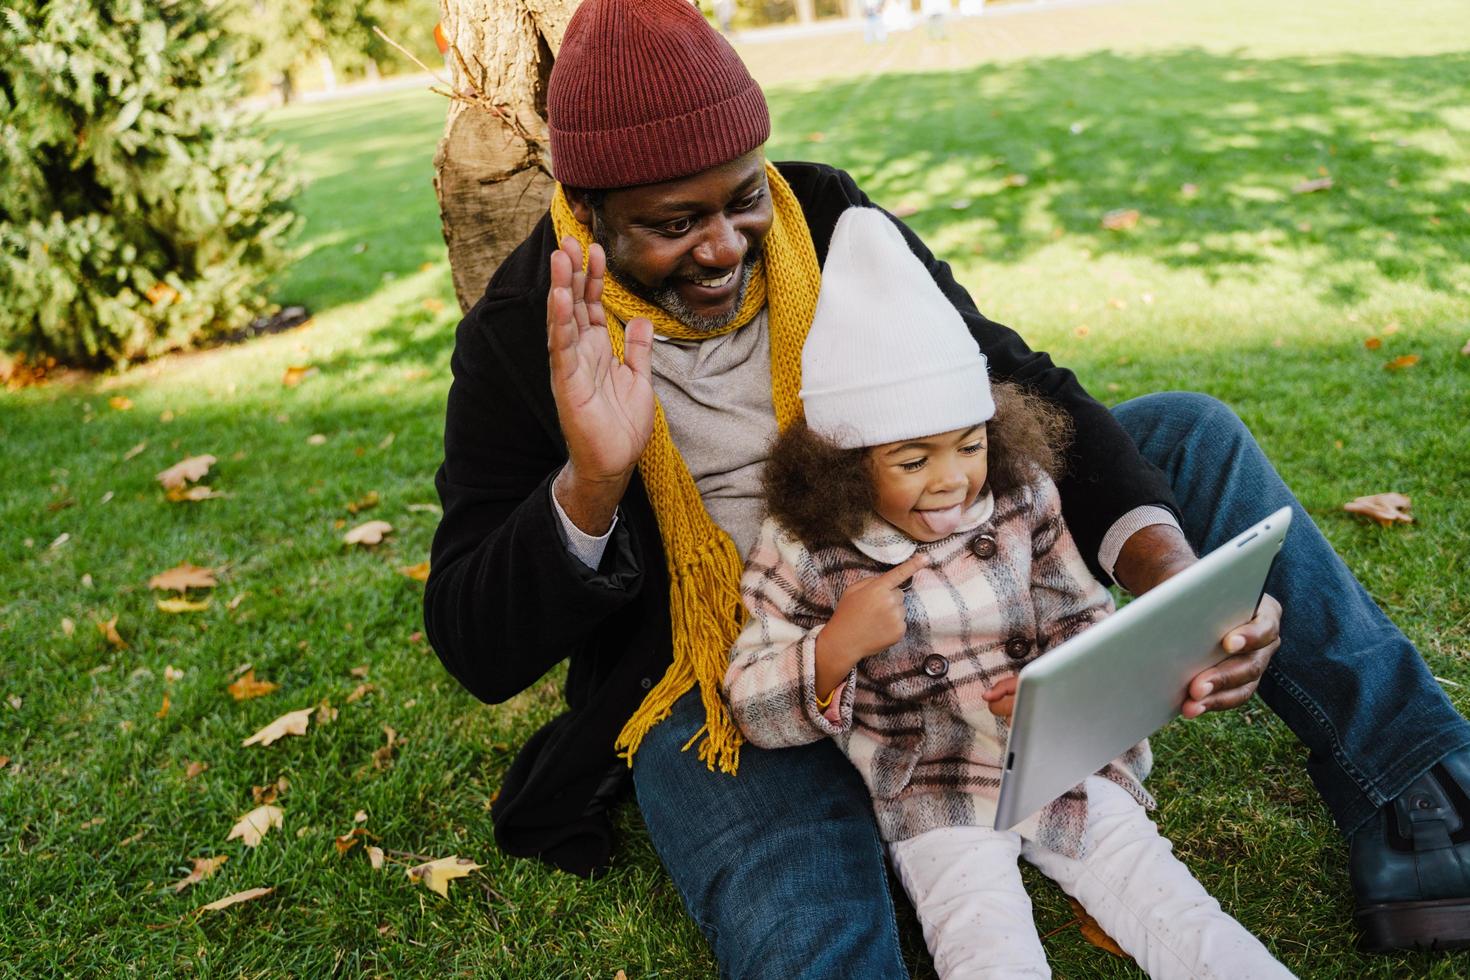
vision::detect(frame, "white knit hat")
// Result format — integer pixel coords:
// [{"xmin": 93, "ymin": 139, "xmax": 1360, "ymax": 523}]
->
[{"xmin": 800, "ymin": 208, "xmax": 995, "ymax": 449}]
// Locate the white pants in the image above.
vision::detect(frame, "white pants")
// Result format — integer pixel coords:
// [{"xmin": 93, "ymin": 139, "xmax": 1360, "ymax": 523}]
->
[{"xmin": 887, "ymin": 777, "xmax": 1295, "ymax": 979}]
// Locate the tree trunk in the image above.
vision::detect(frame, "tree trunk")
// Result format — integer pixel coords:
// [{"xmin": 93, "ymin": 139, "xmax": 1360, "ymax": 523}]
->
[
  {"xmin": 434, "ymin": 0, "xmax": 579, "ymax": 311},
  {"xmin": 794, "ymin": 0, "xmax": 816, "ymax": 24}
]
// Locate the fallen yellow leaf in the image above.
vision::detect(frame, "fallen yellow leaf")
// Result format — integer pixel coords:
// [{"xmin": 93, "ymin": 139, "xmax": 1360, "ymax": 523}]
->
[
  {"xmin": 397, "ymin": 560, "xmax": 431, "ymax": 582},
  {"xmin": 372, "ymin": 726, "xmax": 398, "ymax": 770},
  {"xmin": 1067, "ymin": 897, "xmax": 1128, "ymax": 957},
  {"xmin": 335, "ymin": 827, "xmax": 370, "ymax": 855},
  {"xmin": 241, "ymin": 708, "xmax": 313, "ymax": 747},
  {"xmin": 344, "ymin": 520, "xmax": 393, "ymax": 546},
  {"xmin": 1292, "ymin": 176, "xmax": 1334, "ymax": 194},
  {"xmin": 1383, "ymin": 354, "xmax": 1420, "ymax": 371},
  {"xmin": 366, "ymin": 845, "xmax": 385, "ymax": 869},
  {"xmin": 406, "ymin": 855, "xmax": 482, "ymax": 898},
  {"xmin": 184, "ymin": 760, "xmax": 208, "ymax": 780},
  {"xmin": 282, "ymin": 365, "xmax": 317, "ymax": 387},
  {"xmin": 156, "ymin": 597, "xmax": 211, "ymax": 614},
  {"xmin": 155, "ymin": 455, "xmax": 216, "ymax": 490},
  {"xmin": 251, "ymin": 776, "xmax": 289, "ymax": 805},
  {"xmin": 197, "ymin": 886, "xmax": 273, "ymax": 913},
  {"xmin": 1101, "ymin": 208, "xmax": 1140, "ymax": 231},
  {"xmin": 173, "ymin": 855, "xmax": 228, "ymax": 893},
  {"xmin": 345, "ymin": 491, "xmax": 380, "ymax": 515},
  {"xmin": 108, "ymin": 396, "xmax": 133, "ymax": 411},
  {"xmin": 148, "ymin": 562, "xmax": 218, "ymax": 593},
  {"xmin": 165, "ymin": 485, "xmax": 226, "ymax": 502},
  {"xmin": 227, "ymin": 669, "xmax": 279, "ymax": 701},
  {"xmin": 156, "ymin": 693, "xmax": 171, "ymax": 719},
  {"xmin": 345, "ymin": 683, "xmax": 375, "ymax": 704},
  {"xmin": 226, "ymin": 805, "xmax": 284, "ymax": 847},
  {"xmin": 97, "ymin": 616, "xmax": 128, "ymax": 649},
  {"xmin": 1344, "ymin": 492, "xmax": 1413, "ymax": 527},
  {"xmin": 1364, "ymin": 336, "xmax": 1382, "ymax": 350}
]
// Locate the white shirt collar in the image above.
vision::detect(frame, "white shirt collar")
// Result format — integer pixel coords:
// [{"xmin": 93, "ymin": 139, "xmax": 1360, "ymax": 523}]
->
[{"xmin": 849, "ymin": 491, "xmax": 996, "ymax": 564}]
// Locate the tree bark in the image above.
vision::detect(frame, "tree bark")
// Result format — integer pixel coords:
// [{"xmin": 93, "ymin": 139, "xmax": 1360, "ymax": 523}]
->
[{"xmin": 434, "ymin": 0, "xmax": 579, "ymax": 311}]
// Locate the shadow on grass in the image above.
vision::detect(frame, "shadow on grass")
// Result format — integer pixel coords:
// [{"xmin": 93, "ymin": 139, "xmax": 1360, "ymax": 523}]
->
[{"xmin": 767, "ymin": 47, "xmax": 1470, "ymax": 302}]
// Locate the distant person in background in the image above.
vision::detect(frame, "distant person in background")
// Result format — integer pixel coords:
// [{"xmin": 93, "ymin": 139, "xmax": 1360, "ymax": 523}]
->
[
  {"xmin": 864, "ymin": 0, "xmax": 888, "ymax": 43},
  {"xmin": 715, "ymin": 0, "xmax": 735, "ymax": 35},
  {"xmin": 923, "ymin": 0, "xmax": 949, "ymax": 38}
]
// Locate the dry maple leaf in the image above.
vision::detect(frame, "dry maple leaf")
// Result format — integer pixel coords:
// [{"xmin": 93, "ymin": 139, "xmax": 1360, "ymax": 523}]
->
[
  {"xmin": 1384, "ymin": 354, "xmax": 1420, "ymax": 371},
  {"xmin": 197, "ymin": 887, "xmax": 273, "ymax": 913},
  {"xmin": 227, "ymin": 669, "xmax": 279, "ymax": 701},
  {"xmin": 156, "ymin": 694, "xmax": 171, "ymax": 719},
  {"xmin": 173, "ymin": 855, "xmax": 228, "ymax": 893},
  {"xmin": 406, "ymin": 856, "xmax": 482, "ymax": 898},
  {"xmin": 148, "ymin": 562, "xmax": 218, "ymax": 593},
  {"xmin": 335, "ymin": 827, "xmax": 371, "ymax": 855},
  {"xmin": 155, "ymin": 455, "xmax": 216, "ymax": 490},
  {"xmin": 366, "ymin": 845, "xmax": 385, "ymax": 870},
  {"xmin": 251, "ymin": 776, "xmax": 289, "ymax": 805},
  {"xmin": 108, "ymin": 395, "xmax": 133, "ymax": 411},
  {"xmin": 1065, "ymin": 897, "xmax": 1128, "ymax": 957},
  {"xmin": 1364, "ymin": 336, "xmax": 1382, "ymax": 350},
  {"xmin": 397, "ymin": 560, "xmax": 431, "ymax": 582},
  {"xmin": 1100, "ymin": 208, "xmax": 1140, "ymax": 231},
  {"xmin": 241, "ymin": 708, "xmax": 313, "ymax": 747},
  {"xmin": 354, "ymin": 809, "xmax": 368, "ymax": 823},
  {"xmin": 343, "ymin": 520, "xmax": 393, "ymax": 546},
  {"xmin": 1344, "ymin": 492, "xmax": 1413, "ymax": 527},
  {"xmin": 97, "ymin": 616, "xmax": 128, "ymax": 650},
  {"xmin": 345, "ymin": 491, "xmax": 380, "ymax": 515},
  {"xmin": 345, "ymin": 683, "xmax": 375, "ymax": 704},
  {"xmin": 315, "ymin": 699, "xmax": 339, "ymax": 723},
  {"xmin": 157, "ymin": 597, "xmax": 211, "ymax": 614},
  {"xmin": 165, "ymin": 485, "xmax": 226, "ymax": 503},
  {"xmin": 1292, "ymin": 176, "xmax": 1334, "ymax": 194},
  {"xmin": 164, "ymin": 665, "xmax": 185, "ymax": 683},
  {"xmin": 282, "ymin": 365, "xmax": 317, "ymax": 387},
  {"xmin": 226, "ymin": 804, "xmax": 284, "ymax": 847},
  {"xmin": 184, "ymin": 760, "xmax": 208, "ymax": 780},
  {"xmin": 372, "ymin": 726, "xmax": 398, "ymax": 770},
  {"xmin": 349, "ymin": 665, "xmax": 369, "ymax": 679}
]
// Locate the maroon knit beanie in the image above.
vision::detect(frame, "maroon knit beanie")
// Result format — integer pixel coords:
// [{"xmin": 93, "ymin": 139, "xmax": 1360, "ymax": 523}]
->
[{"xmin": 547, "ymin": 0, "xmax": 770, "ymax": 189}]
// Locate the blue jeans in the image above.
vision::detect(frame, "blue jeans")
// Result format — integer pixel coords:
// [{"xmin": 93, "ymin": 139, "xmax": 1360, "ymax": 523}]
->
[
  {"xmin": 1113, "ymin": 392, "xmax": 1470, "ymax": 833},
  {"xmin": 632, "ymin": 391, "xmax": 1470, "ymax": 978}
]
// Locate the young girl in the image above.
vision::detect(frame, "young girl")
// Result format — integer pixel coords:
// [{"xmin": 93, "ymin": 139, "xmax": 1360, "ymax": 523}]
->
[{"xmin": 724, "ymin": 208, "xmax": 1293, "ymax": 979}]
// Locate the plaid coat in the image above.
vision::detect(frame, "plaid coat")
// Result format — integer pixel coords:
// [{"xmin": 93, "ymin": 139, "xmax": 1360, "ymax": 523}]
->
[{"xmin": 726, "ymin": 472, "xmax": 1152, "ymax": 858}]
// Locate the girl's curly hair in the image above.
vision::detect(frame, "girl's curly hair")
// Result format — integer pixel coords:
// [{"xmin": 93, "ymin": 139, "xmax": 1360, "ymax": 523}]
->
[{"xmin": 762, "ymin": 381, "xmax": 1072, "ymax": 550}]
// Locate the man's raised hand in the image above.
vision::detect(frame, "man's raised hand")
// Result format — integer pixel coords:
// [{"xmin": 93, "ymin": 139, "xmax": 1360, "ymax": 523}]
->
[{"xmin": 547, "ymin": 237, "xmax": 655, "ymax": 534}]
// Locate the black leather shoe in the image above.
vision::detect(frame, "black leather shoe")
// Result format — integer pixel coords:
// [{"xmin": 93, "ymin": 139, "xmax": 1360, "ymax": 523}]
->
[{"xmin": 1349, "ymin": 747, "xmax": 1470, "ymax": 952}]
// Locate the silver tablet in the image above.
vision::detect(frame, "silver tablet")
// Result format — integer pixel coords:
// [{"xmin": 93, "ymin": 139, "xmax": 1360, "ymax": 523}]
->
[{"xmin": 993, "ymin": 506, "xmax": 1292, "ymax": 831}]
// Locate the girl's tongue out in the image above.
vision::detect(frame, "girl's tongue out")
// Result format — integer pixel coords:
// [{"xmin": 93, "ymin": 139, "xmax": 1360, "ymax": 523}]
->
[{"xmin": 915, "ymin": 503, "xmax": 964, "ymax": 537}]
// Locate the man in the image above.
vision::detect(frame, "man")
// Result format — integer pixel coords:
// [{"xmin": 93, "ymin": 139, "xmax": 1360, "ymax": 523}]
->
[{"xmin": 424, "ymin": 0, "xmax": 1470, "ymax": 972}]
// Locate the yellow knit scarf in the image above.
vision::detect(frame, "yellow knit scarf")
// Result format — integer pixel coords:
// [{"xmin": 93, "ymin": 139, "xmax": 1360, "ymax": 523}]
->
[{"xmin": 550, "ymin": 162, "xmax": 820, "ymax": 774}]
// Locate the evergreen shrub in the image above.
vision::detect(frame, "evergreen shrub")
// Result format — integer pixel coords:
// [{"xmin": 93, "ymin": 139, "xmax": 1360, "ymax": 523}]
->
[{"xmin": 0, "ymin": 0, "xmax": 297, "ymax": 366}]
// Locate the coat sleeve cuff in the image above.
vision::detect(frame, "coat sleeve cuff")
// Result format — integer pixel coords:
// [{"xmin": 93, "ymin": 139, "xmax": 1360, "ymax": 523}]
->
[
  {"xmin": 1098, "ymin": 505, "xmax": 1182, "ymax": 585},
  {"xmin": 802, "ymin": 626, "xmax": 856, "ymax": 735},
  {"xmin": 549, "ymin": 469, "xmax": 620, "ymax": 570}
]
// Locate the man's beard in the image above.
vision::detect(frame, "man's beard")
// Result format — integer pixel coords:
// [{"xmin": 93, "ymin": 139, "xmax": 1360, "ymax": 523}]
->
[{"xmin": 593, "ymin": 215, "xmax": 761, "ymax": 334}]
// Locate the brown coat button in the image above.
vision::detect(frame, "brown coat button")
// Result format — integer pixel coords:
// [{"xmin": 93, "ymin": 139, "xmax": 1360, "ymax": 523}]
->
[
  {"xmin": 969, "ymin": 534, "xmax": 998, "ymax": 559},
  {"xmin": 922, "ymin": 654, "xmax": 949, "ymax": 678},
  {"xmin": 1004, "ymin": 638, "xmax": 1030, "ymax": 660}
]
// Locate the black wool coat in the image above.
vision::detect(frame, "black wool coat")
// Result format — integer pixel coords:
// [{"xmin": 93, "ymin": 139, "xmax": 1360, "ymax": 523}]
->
[{"xmin": 424, "ymin": 161, "xmax": 1180, "ymax": 877}]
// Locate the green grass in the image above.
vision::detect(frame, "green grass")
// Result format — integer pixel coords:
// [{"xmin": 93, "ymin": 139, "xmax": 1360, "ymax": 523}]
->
[{"xmin": 2, "ymin": 0, "xmax": 1468, "ymax": 974}]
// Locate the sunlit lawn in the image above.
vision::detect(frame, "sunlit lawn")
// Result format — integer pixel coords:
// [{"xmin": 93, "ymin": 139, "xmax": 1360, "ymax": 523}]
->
[{"xmin": 2, "ymin": 0, "xmax": 1467, "ymax": 975}]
